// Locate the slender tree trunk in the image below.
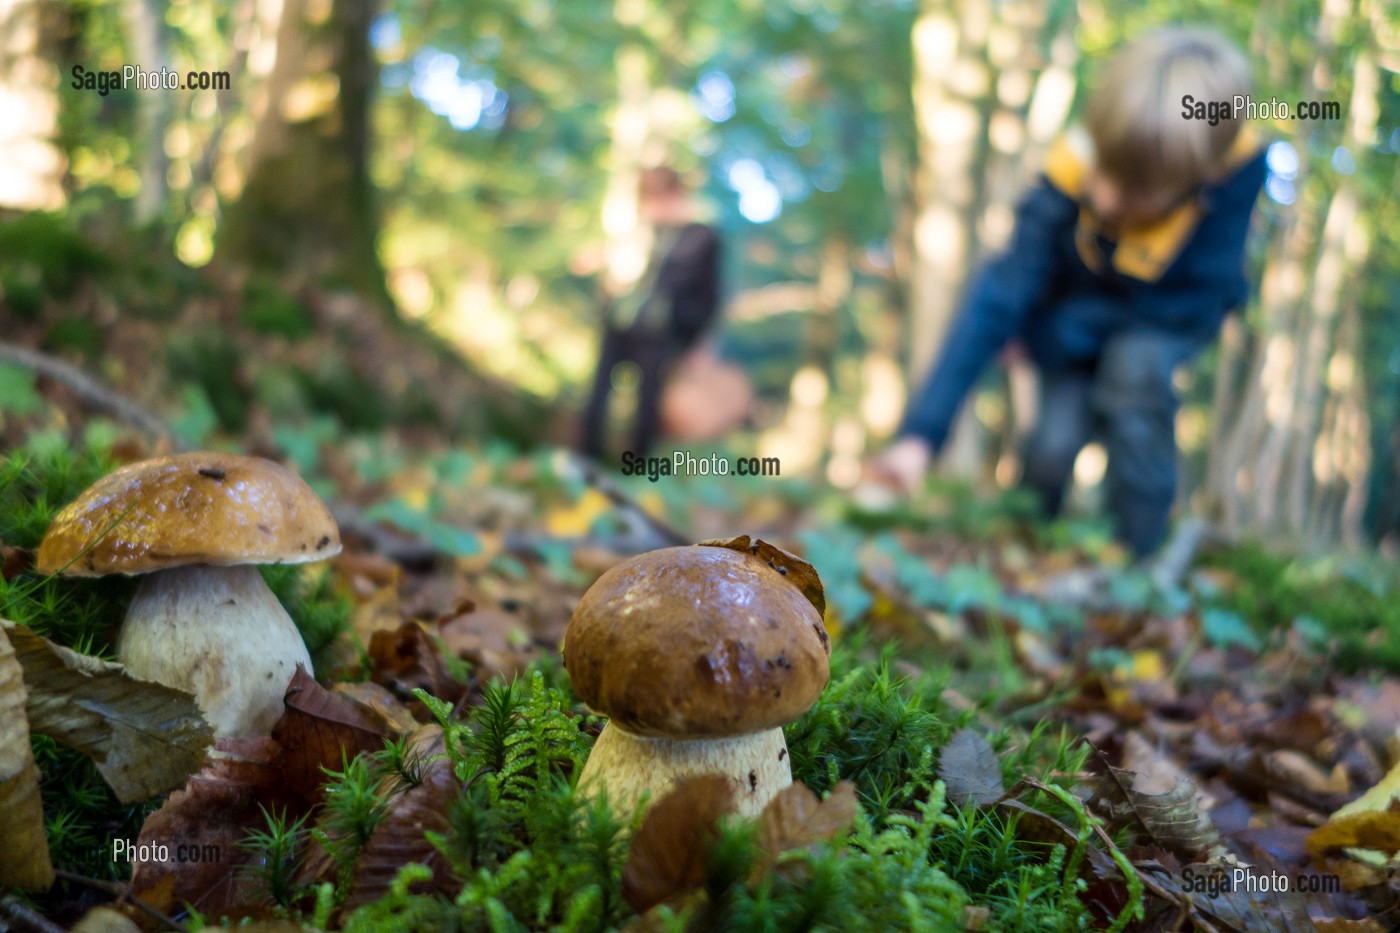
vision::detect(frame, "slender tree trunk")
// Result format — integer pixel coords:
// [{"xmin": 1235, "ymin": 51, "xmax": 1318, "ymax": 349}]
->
[
  {"xmin": 908, "ymin": 0, "xmax": 993, "ymax": 478},
  {"xmin": 0, "ymin": 0, "xmax": 65, "ymax": 211},
  {"xmin": 124, "ymin": 0, "xmax": 171, "ymax": 224},
  {"xmin": 216, "ymin": 0, "xmax": 386, "ymax": 304}
]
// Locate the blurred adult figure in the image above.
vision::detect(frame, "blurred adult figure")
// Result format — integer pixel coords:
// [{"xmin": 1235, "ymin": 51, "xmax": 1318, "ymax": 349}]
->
[{"xmin": 580, "ymin": 166, "xmax": 721, "ymax": 459}]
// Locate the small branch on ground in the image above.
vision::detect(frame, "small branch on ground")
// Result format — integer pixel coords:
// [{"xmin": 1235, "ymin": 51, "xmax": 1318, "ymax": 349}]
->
[
  {"xmin": 0, "ymin": 896, "xmax": 68, "ymax": 933},
  {"xmin": 53, "ymin": 871, "xmax": 189, "ymax": 933},
  {"xmin": 0, "ymin": 341, "xmax": 174, "ymax": 447},
  {"xmin": 562, "ymin": 452, "xmax": 692, "ymax": 548}
]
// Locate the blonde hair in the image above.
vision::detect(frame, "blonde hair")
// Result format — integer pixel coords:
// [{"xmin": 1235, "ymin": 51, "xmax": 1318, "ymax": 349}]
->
[{"xmin": 1085, "ymin": 28, "xmax": 1251, "ymax": 194}]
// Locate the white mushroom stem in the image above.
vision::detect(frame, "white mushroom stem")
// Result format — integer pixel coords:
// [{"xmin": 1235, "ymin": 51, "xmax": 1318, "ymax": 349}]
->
[
  {"xmin": 117, "ymin": 564, "xmax": 312, "ymax": 738},
  {"xmin": 577, "ymin": 721, "xmax": 791, "ymax": 818}
]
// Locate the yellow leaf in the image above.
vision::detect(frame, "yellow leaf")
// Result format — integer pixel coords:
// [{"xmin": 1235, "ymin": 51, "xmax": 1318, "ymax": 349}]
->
[
  {"xmin": 637, "ymin": 491, "xmax": 667, "ymax": 518},
  {"xmin": 1333, "ymin": 757, "xmax": 1400, "ymax": 820},
  {"xmin": 547, "ymin": 488, "xmax": 612, "ymax": 536},
  {"xmin": 0, "ymin": 624, "xmax": 54, "ymax": 890},
  {"xmin": 1128, "ymin": 650, "xmax": 1165, "ymax": 682}
]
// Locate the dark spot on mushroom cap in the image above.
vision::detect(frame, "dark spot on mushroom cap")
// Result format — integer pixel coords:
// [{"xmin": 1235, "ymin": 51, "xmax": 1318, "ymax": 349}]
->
[
  {"xmin": 257, "ymin": 523, "xmax": 271, "ymax": 534},
  {"xmin": 198, "ymin": 467, "xmax": 225, "ymax": 480},
  {"xmin": 316, "ymin": 535, "xmax": 330, "ymax": 549}
]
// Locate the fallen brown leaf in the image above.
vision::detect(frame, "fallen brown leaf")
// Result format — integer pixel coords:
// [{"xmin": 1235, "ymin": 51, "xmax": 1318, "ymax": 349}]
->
[
  {"xmin": 367, "ymin": 621, "xmax": 464, "ymax": 707},
  {"xmin": 272, "ymin": 666, "xmax": 399, "ymax": 801},
  {"xmin": 344, "ymin": 726, "xmax": 460, "ymax": 910},
  {"xmin": 438, "ymin": 605, "xmax": 534, "ymax": 682},
  {"xmin": 4, "ymin": 621, "xmax": 212, "ymax": 803},
  {"xmin": 697, "ymin": 536, "xmax": 826, "ymax": 618},
  {"xmin": 69, "ymin": 906, "xmax": 141, "ymax": 933},
  {"xmin": 622, "ymin": 774, "xmax": 734, "ymax": 914},
  {"xmin": 756, "ymin": 780, "xmax": 857, "ymax": 877},
  {"xmin": 1086, "ymin": 760, "xmax": 1222, "ymax": 860},
  {"xmin": 129, "ymin": 737, "xmax": 298, "ymax": 918},
  {"xmin": 0, "ymin": 624, "xmax": 52, "ymax": 890}
]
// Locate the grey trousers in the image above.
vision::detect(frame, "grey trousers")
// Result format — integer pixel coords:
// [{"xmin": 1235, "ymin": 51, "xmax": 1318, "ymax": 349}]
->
[{"xmin": 1020, "ymin": 331, "xmax": 1197, "ymax": 558}]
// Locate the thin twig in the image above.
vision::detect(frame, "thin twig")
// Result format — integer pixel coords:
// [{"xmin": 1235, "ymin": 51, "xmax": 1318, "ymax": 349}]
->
[
  {"xmin": 53, "ymin": 870, "xmax": 189, "ymax": 933},
  {"xmin": 0, "ymin": 897, "xmax": 66, "ymax": 933},
  {"xmin": 0, "ymin": 342, "xmax": 173, "ymax": 446},
  {"xmin": 564, "ymin": 451, "xmax": 692, "ymax": 547}
]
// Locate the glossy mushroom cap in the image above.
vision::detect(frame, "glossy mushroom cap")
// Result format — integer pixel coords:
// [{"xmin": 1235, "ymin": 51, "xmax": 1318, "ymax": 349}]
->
[
  {"xmin": 36, "ymin": 452, "xmax": 342, "ymax": 576},
  {"xmin": 563, "ymin": 544, "xmax": 831, "ymax": 738}
]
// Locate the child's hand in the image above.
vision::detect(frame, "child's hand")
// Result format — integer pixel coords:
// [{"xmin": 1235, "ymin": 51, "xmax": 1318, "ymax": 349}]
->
[{"xmin": 864, "ymin": 436, "xmax": 933, "ymax": 496}]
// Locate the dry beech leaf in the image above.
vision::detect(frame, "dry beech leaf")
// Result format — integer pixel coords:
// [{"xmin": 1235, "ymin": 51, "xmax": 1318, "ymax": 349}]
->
[
  {"xmin": 1313, "ymin": 919, "xmax": 1388, "ymax": 932},
  {"xmin": 129, "ymin": 737, "xmax": 298, "ymax": 918},
  {"xmin": 69, "ymin": 906, "xmax": 142, "ymax": 933},
  {"xmin": 345, "ymin": 726, "xmax": 460, "ymax": 910},
  {"xmin": 938, "ymin": 728, "xmax": 1005, "ymax": 807},
  {"xmin": 1086, "ymin": 763, "xmax": 1222, "ymax": 860},
  {"xmin": 0, "ymin": 624, "xmax": 53, "ymax": 890},
  {"xmin": 3, "ymin": 620, "xmax": 212, "ymax": 803},
  {"xmin": 753, "ymin": 780, "xmax": 856, "ymax": 883},
  {"xmin": 622, "ymin": 774, "xmax": 735, "ymax": 914},
  {"xmin": 272, "ymin": 666, "xmax": 399, "ymax": 801},
  {"xmin": 697, "ymin": 536, "xmax": 826, "ymax": 618},
  {"xmin": 438, "ymin": 606, "xmax": 534, "ymax": 683},
  {"xmin": 1, "ymin": 544, "xmax": 32, "ymax": 581},
  {"xmin": 333, "ymin": 681, "xmax": 420, "ymax": 735},
  {"xmin": 367, "ymin": 620, "xmax": 464, "ymax": 706}
]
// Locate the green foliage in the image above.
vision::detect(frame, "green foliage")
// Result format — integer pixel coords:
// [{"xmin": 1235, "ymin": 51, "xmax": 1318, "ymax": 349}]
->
[
  {"xmin": 31, "ymin": 735, "xmax": 158, "ymax": 883},
  {"xmin": 0, "ymin": 212, "xmax": 109, "ymax": 301},
  {"xmin": 260, "ymin": 564, "xmax": 353, "ymax": 668},
  {"xmin": 242, "ymin": 805, "xmax": 314, "ymax": 908},
  {"xmin": 166, "ymin": 333, "xmax": 250, "ymax": 434},
  {"xmin": 1200, "ymin": 541, "xmax": 1400, "ymax": 671},
  {"xmin": 316, "ymin": 752, "xmax": 393, "ymax": 876},
  {"xmin": 241, "ymin": 279, "xmax": 317, "ymax": 339},
  {"xmin": 784, "ymin": 641, "xmax": 950, "ymax": 825}
]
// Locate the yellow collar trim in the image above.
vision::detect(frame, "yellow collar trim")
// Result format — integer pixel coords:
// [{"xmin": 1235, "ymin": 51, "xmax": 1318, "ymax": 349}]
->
[{"xmin": 1046, "ymin": 126, "xmax": 1262, "ymax": 281}]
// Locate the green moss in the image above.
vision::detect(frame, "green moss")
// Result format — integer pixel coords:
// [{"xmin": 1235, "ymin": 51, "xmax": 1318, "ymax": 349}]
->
[
  {"xmin": 260, "ymin": 564, "xmax": 353, "ymax": 670},
  {"xmin": 784, "ymin": 641, "xmax": 951, "ymax": 826},
  {"xmin": 241, "ymin": 280, "xmax": 317, "ymax": 339}
]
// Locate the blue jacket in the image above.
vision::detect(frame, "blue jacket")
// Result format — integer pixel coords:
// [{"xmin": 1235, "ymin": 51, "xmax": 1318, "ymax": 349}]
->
[{"xmin": 900, "ymin": 128, "xmax": 1269, "ymax": 451}]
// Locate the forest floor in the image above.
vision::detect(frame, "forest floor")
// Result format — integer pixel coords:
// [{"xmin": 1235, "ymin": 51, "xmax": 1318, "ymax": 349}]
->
[{"xmin": 3, "ymin": 212, "xmax": 1400, "ymax": 931}]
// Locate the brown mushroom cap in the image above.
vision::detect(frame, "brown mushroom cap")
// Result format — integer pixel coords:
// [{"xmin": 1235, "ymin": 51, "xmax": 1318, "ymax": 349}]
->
[
  {"xmin": 563, "ymin": 544, "xmax": 831, "ymax": 738},
  {"xmin": 36, "ymin": 452, "xmax": 341, "ymax": 576}
]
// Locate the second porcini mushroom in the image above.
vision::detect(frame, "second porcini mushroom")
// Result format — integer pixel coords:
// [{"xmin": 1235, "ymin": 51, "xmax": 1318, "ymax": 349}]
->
[
  {"xmin": 36, "ymin": 452, "xmax": 341, "ymax": 738},
  {"xmin": 563, "ymin": 537, "xmax": 830, "ymax": 818}
]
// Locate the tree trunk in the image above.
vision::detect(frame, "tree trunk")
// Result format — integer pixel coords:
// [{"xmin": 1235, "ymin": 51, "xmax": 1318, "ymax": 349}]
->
[
  {"xmin": 908, "ymin": 0, "xmax": 993, "ymax": 478},
  {"xmin": 216, "ymin": 0, "xmax": 386, "ymax": 304},
  {"xmin": 123, "ymin": 0, "xmax": 172, "ymax": 224},
  {"xmin": 0, "ymin": 0, "xmax": 65, "ymax": 211}
]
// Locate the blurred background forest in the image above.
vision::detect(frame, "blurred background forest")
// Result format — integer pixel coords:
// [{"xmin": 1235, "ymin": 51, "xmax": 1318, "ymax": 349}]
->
[{"xmin": 1, "ymin": 0, "xmax": 1398, "ymax": 552}]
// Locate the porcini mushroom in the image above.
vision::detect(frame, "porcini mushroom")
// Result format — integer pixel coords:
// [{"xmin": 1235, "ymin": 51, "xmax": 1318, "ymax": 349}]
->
[
  {"xmin": 563, "ymin": 539, "xmax": 830, "ymax": 818},
  {"xmin": 36, "ymin": 452, "xmax": 341, "ymax": 737}
]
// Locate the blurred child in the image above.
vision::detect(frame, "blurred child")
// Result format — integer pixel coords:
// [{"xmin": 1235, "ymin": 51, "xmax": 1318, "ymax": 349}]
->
[
  {"xmin": 875, "ymin": 27, "xmax": 1268, "ymax": 558},
  {"xmin": 580, "ymin": 166, "xmax": 722, "ymax": 459}
]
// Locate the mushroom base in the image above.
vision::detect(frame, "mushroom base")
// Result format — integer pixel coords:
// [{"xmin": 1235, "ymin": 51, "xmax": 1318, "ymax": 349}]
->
[
  {"xmin": 118, "ymin": 564, "xmax": 312, "ymax": 737},
  {"xmin": 577, "ymin": 722, "xmax": 791, "ymax": 818}
]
